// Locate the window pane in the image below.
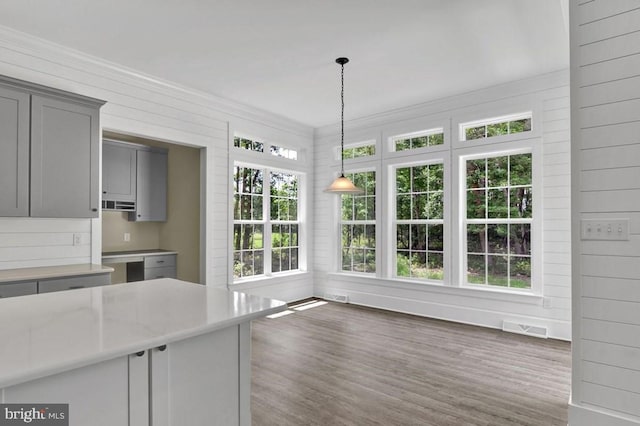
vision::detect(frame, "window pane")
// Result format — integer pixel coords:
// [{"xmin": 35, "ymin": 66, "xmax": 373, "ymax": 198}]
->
[
  {"xmin": 410, "ymin": 252, "xmax": 427, "ymax": 278},
  {"xmin": 413, "ymin": 194, "xmax": 428, "ymax": 219},
  {"xmin": 354, "ymin": 197, "xmax": 367, "ymax": 220},
  {"xmin": 397, "ymin": 194, "xmax": 411, "ymax": 220},
  {"xmin": 509, "ymin": 224, "xmax": 531, "ymax": 255},
  {"xmin": 487, "ymin": 255, "xmax": 508, "ymax": 286},
  {"xmin": 365, "ymin": 249, "xmax": 376, "ymax": 273},
  {"xmin": 413, "ymin": 165, "xmax": 428, "ymax": 190},
  {"xmin": 487, "ymin": 156, "xmax": 508, "ymax": 187},
  {"xmin": 342, "ymin": 195, "xmax": 353, "ymax": 221},
  {"xmin": 467, "ymin": 190, "xmax": 486, "ymax": 219},
  {"xmin": 428, "ymin": 164, "xmax": 444, "ymax": 191},
  {"xmin": 252, "ymin": 195, "xmax": 263, "ymax": 220},
  {"xmin": 427, "ymin": 224, "xmax": 444, "ymax": 251},
  {"xmin": 410, "ymin": 224, "xmax": 427, "ymax": 251},
  {"xmin": 427, "ymin": 253, "xmax": 444, "ymax": 280},
  {"xmin": 412, "ymin": 136, "xmax": 428, "ymax": 149},
  {"xmin": 466, "ymin": 126, "xmax": 486, "ymax": 140},
  {"xmin": 510, "ymin": 257, "xmax": 531, "ymax": 288},
  {"xmin": 396, "ymin": 138, "xmax": 410, "ymax": 151},
  {"xmin": 272, "ymin": 249, "xmax": 281, "ymax": 273},
  {"xmin": 291, "ymin": 225, "xmax": 299, "ymax": 245},
  {"xmin": 466, "ymin": 159, "xmax": 486, "ymax": 188},
  {"xmin": 396, "ymin": 167, "xmax": 411, "ymax": 193},
  {"xmin": 397, "ymin": 224, "xmax": 410, "ymax": 249},
  {"xmin": 467, "ymin": 224, "xmax": 485, "ymax": 253},
  {"xmin": 467, "ymin": 254, "xmax": 486, "ymax": 283},
  {"xmin": 487, "ymin": 122, "xmax": 508, "ymax": 137},
  {"xmin": 397, "ymin": 252, "xmax": 410, "ymax": 277},
  {"xmin": 487, "ymin": 224, "xmax": 508, "ymax": 253},
  {"xmin": 233, "ymin": 252, "xmax": 242, "ymax": 279},
  {"xmin": 254, "ymin": 251, "xmax": 264, "ymax": 275},
  {"xmin": 428, "ymin": 133, "xmax": 444, "ymax": 146},
  {"xmin": 510, "ymin": 154, "xmax": 532, "ymax": 185},
  {"xmin": 510, "ymin": 187, "xmax": 532, "ymax": 218},
  {"xmin": 427, "ymin": 192, "xmax": 443, "ymax": 219},
  {"xmin": 487, "ymin": 188, "xmax": 508, "ymax": 219},
  {"xmin": 242, "ymin": 252, "xmax": 254, "ymax": 276},
  {"xmin": 291, "ymin": 248, "xmax": 299, "ymax": 270}
]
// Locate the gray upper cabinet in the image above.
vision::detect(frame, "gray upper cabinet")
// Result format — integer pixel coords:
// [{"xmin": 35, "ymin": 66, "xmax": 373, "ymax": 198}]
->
[
  {"xmin": 103, "ymin": 141, "xmax": 137, "ymax": 204},
  {"xmin": 132, "ymin": 149, "xmax": 167, "ymax": 222},
  {"xmin": 30, "ymin": 95, "xmax": 101, "ymax": 218},
  {"xmin": 0, "ymin": 75, "xmax": 104, "ymax": 219},
  {"xmin": 0, "ymin": 86, "xmax": 30, "ymax": 216}
]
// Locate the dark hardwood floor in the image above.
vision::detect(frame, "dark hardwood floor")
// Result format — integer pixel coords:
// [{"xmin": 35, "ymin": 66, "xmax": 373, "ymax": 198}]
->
[{"xmin": 251, "ymin": 301, "xmax": 571, "ymax": 426}]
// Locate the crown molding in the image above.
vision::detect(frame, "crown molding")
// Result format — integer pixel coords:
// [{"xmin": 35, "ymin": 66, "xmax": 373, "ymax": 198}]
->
[{"xmin": 0, "ymin": 25, "xmax": 313, "ymax": 138}]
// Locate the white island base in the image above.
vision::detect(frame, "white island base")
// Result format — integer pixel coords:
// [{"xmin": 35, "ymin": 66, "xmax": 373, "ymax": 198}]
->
[{"xmin": 0, "ymin": 279, "xmax": 286, "ymax": 426}]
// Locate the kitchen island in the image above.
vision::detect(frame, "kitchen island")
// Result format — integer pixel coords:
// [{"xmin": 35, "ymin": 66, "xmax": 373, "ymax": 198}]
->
[{"xmin": 0, "ymin": 278, "xmax": 286, "ymax": 426}]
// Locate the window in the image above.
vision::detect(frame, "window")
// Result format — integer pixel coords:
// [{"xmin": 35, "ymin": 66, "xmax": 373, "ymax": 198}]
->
[
  {"xmin": 393, "ymin": 128, "xmax": 444, "ymax": 151},
  {"xmin": 270, "ymin": 145, "xmax": 298, "ymax": 160},
  {"xmin": 342, "ymin": 142, "xmax": 376, "ymax": 159},
  {"xmin": 395, "ymin": 163, "xmax": 444, "ymax": 280},
  {"xmin": 234, "ymin": 136, "xmax": 264, "ymax": 152},
  {"xmin": 233, "ymin": 166, "xmax": 300, "ymax": 280},
  {"xmin": 340, "ymin": 171, "xmax": 376, "ymax": 273},
  {"xmin": 461, "ymin": 113, "xmax": 532, "ymax": 141},
  {"xmin": 464, "ymin": 153, "xmax": 532, "ymax": 289}
]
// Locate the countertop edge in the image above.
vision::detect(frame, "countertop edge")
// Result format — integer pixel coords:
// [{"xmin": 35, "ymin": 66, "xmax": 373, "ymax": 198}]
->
[
  {"xmin": 0, "ymin": 264, "xmax": 114, "ymax": 284},
  {"xmin": 0, "ymin": 291, "xmax": 286, "ymax": 389}
]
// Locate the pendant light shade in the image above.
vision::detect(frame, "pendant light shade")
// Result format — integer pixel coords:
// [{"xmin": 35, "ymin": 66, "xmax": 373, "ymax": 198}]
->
[{"xmin": 324, "ymin": 57, "xmax": 363, "ymax": 195}]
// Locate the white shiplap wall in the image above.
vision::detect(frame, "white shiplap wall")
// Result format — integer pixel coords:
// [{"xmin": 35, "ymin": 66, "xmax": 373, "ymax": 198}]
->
[
  {"xmin": 0, "ymin": 26, "xmax": 314, "ymax": 301},
  {"xmin": 570, "ymin": 1, "xmax": 640, "ymax": 425},
  {"xmin": 314, "ymin": 70, "xmax": 572, "ymax": 340}
]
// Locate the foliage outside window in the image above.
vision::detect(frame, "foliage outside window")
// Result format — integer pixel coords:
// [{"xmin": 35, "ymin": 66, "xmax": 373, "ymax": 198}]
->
[
  {"xmin": 462, "ymin": 114, "xmax": 532, "ymax": 141},
  {"xmin": 233, "ymin": 136, "xmax": 264, "ymax": 152},
  {"xmin": 233, "ymin": 166, "xmax": 300, "ymax": 280},
  {"xmin": 341, "ymin": 171, "xmax": 376, "ymax": 273},
  {"xmin": 394, "ymin": 129, "xmax": 444, "ymax": 152},
  {"xmin": 395, "ymin": 163, "xmax": 444, "ymax": 280},
  {"xmin": 342, "ymin": 143, "xmax": 375, "ymax": 159},
  {"xmin": 465, "ymin": 153, "xmax": 532, "ymax": 289}
]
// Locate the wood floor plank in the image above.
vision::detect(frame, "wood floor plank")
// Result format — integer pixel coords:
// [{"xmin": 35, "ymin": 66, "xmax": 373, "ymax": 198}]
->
[{"xmin": 251, "ymin": 302, "xmax": 571, "ymax": 426}]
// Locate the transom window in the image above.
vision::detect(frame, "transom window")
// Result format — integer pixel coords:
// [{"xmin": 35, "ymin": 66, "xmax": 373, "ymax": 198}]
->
[
  {"xmin": 341, "ymin": 171, "xmax": 376, "ymax": 273},
  {"xmin": 271, "ymin": 145, "xmax": 298, "ymax": 160},
  {"xmin": 461, "ymin": 113, "xmax": 532, "ymax": 141},
  {"xmin": 464, "ymin": 153, "xmax": 532, "ymax": 289},
  {"xmin": 342, "ymin": 142, "xmax": 376, "ymax": 159},
  {"xmin": 393, "ymin": 128, "xmax": 444, "ymax": 151},
  {"xmin": 395, "ymin": 163, "xmax": 444, "ymax": 280},
  {"xmin": 234, "ymin": 136, "xmax": 264, "ymax": 152}
]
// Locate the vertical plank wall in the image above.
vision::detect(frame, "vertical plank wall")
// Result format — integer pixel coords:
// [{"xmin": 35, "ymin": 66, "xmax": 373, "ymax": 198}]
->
[
  {"xmin": 314, "ymin": 70, "xmax": 572, "ymax": 339},
  {"xmin": 571, "ymin": 1, "xmax": 640, "ymax": 424}
]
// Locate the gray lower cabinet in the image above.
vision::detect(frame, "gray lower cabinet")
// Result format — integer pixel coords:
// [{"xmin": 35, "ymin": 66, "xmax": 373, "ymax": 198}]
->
[
  {"xmin": 0, "ymin": 86, "xmax": 30, "ymax": 217},
  {"xmin": 132, "ymin": 149, "xmax": 167, "ymax": 222},
  {"xmin": 144, "ymin": 254, "xmax": 177, "ymax": 280},
  {"xmin": 0, "ymin": 75, "xmax": 104, "ymax": 219},
  {"xmin": 0, "ymin": 281, "xmax": 37, "ymax": 299},
  {"xmin": 0, "ymin": 274, "xmax": 110, "ymax": 298},
  {"xmin": 38, "ymin": 274, "xmax": 111, "ymax": 294}
]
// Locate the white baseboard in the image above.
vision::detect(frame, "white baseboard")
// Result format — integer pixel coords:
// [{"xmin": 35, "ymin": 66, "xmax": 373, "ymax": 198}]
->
[{"xmin": 569, "ymin": 402, "xmax": 640, "ymax": 426}]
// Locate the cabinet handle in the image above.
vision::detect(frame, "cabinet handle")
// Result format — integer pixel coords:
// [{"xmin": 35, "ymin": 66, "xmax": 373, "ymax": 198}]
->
[
  {"xmin": 69, "ymin": 286, "xmax": 85, "ymax": 289},
  {"xmin": 102, "ymin": 191, "xmax": 107, "ymax": 194},
  {"xmin": 137, "ymin": 214, "xmax": 141, "ymax": 218},
  {"xmin": 135, "ymin": 350, "xmax": 145, "ymax": 357},
  {"xmin": 92, "ymin": 208, "xmax": 98, "ymax": 212},
  {"xmin": 156, "ymin": 260, "xmax": 165, "ymax": 264},
  {"xmin": 157, "ymin": 345, "xmax": 167, "ymax": 352}
]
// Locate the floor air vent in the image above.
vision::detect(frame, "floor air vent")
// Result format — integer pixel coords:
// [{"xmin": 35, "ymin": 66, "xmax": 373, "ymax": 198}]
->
[
  {"xmin": 323, "ymin": 293, "xmax": 349, "ymax": 303},
  {"xmin": 502, "ymin": 321, "xmax": 548, "ymax": 339}
]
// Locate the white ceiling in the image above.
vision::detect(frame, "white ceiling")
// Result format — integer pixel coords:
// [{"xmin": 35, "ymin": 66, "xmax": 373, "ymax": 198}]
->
[{"xmin": 0, "ymin": 0, "xmax": 569, "ymax": 128}]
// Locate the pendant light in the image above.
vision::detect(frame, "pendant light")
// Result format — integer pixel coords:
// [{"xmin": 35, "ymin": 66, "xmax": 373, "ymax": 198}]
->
[{"xmin": 324, "ymin": 57, "xmax": 364, "ymax": 194}]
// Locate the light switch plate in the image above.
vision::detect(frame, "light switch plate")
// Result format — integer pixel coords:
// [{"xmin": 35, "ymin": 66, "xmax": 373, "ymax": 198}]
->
[{"xmin": 581, "ymin": 218, "xmax": 629, "ymax": 241}]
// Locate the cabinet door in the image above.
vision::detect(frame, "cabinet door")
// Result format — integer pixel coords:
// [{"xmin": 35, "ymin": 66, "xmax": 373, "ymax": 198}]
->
[
  {"xmin": 0, "ymin": 86, "xmax": 30, "ymax": 216},
  {"xmin": 3, "ymin": 357, "xmax": 130, "ymax": 426},
  {"xmin": 103, "ymin": 142, "xmax": 136, "ymax": 202},
  {"xmin": 150, "ymin": 326, "xmax": 240, "ymax": 426},
  {"xmin": 134, "ymin": 150, "xmax": 167, "ymax": 221},
  {"xmin": 30, "ymin": 95, "xmax": 100, "ymax": 218}
]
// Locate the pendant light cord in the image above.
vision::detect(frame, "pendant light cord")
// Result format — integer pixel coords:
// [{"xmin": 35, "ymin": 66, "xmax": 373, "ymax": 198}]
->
[{"xmin": 340, "ymin": 61, "xmax": 345, "ymax": 177}]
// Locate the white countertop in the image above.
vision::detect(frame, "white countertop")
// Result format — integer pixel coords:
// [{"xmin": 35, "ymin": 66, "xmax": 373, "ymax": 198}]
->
[
  {"xmin": 102, "ymin": 249, "xmax": 178, "ymax": 259},
  {"xmin": 0, "ymin": 264, "xmax": 114, "ymax": 284},
  {"xmin": 0, "ymin": 279, "xmax": 286, "ymax": 388}
]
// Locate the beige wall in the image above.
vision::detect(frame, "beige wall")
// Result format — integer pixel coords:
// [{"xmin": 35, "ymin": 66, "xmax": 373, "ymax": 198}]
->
[{"xmin": 102, "ymin": 132, "xmax": 201, "ymax": 284}]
